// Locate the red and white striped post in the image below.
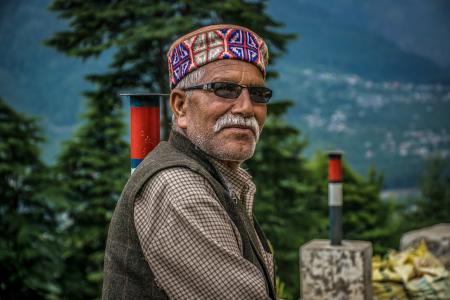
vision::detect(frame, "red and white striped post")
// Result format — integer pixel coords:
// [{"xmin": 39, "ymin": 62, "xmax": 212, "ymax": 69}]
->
[
  {"xmin": 121, "ymin": 93, "xmax": 166, "ymax": 173},
  {"xmin": 328, "ymin": 152, "xmax": 343, "ymax": 245},
  {"xmin": 301, "ymin": 152, "xmax": 373, "ymax": 298}
]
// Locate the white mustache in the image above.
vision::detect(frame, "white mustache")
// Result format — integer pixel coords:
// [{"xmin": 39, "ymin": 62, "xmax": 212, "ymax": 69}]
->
[{"xmin": 213, "ymin": 114, "xmax": 260, "ymax": 139}]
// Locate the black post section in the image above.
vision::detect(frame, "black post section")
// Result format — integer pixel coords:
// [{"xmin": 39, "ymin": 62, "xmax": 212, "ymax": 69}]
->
[{"xmin": 330, "ymin": 205, "xmax": 342, "ymax": 246}]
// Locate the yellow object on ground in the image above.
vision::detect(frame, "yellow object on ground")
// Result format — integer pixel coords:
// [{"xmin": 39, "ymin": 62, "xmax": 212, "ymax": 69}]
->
[
  {"xmin": 373, "ymin": 254, "xmax": 409, "ymax": 300},
  {"xmin": 373, "ymin": 240, "xmax": 450, "ymax": 300}
]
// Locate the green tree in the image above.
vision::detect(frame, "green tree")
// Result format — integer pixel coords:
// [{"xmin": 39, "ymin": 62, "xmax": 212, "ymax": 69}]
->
[
  {"xmin": 246, "ymin": 101, "xmax": 325, "ymax": 299},
  {"xmin": 0, "ymin": 98, "xmax": 60, "ymax": 299},
  {"xmin": 244, "ymin": 103, "xmax": 401, "ymax": 299},
  {"xmin": 45, "ymin": 0, "xmax": 295, "ymax": 298},
  {"xmin": 307, "ymin": 152, "xmax": 400, "ymax": 254},
  {"xmin": 246, "ymin": 104, "xmax": 398, "ymax": 298},
  {"xmin": 53, "ymin": 101, "xmax": 129, "ymax": 298},
  {"xmin": 46, "ymin": 0, "xmax": 295, "ymax": 139},
  {"xmin": 412, "ymin": 156, "xmax": 450, "ymax": 227}
]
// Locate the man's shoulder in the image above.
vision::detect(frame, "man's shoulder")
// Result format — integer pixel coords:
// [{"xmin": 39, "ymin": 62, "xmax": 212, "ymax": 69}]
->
[
  {"xmin": 137, "ymin": 167, "xmax": 217, "ymax": 211},
  {"xmin": 129, "ymin": 138, "xmax": 225, "ymax": 206},
  {"xmin": 149, "ymin": 167, "xmax": 208, "ymax": 187},
  {"xmin": 144, "ymin": 166, "xmax": 215, "ymax": 194},
  {"xmin": 134, "ymin": 141, "xmax": 202, "ymax": 176}
]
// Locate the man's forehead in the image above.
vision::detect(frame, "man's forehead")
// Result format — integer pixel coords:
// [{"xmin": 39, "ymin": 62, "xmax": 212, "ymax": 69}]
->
[{"xmin": 201, "ymin": 60, "xmax": 265, "ymax": 85}]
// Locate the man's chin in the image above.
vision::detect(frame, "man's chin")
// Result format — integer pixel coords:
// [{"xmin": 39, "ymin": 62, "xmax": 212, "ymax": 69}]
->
[
  {"xmin": 209, "ymin": 143, "xmax": 256, "ymax": 163},
  {"xmin": 187, "ymin": 130, "xmax": 256, "ymax": 162}
]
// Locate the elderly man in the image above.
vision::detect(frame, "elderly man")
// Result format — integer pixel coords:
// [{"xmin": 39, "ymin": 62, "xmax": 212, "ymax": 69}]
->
[{"xmin": 103, "ymin": 24, "xmax": 276, "ymax": 299}]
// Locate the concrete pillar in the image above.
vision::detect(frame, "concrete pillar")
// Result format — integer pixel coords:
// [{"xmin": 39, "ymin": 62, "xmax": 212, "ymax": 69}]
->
[{"xmin": 300, "ymin": 239, "xmax": 373, "ymax": 300}]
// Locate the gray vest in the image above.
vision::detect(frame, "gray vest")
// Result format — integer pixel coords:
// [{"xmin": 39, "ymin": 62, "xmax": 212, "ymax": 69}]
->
[{"xmin": 102, "ymin": 131, "xmax": 276, "ymax": 299}]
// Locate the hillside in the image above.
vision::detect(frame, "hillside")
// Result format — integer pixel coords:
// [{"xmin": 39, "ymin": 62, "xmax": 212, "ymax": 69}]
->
[
  {"xmin": 268, "ymin": 0, "xmax": 450, "ymax": 187},
  {"xmin": 1, "ymin": 0, "xmax": 449, "ymax": 188}
]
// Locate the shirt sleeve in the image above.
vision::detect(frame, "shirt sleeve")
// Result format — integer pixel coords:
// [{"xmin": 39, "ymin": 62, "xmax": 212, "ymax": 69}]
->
[{"xmin": 134, "ymin": 167, "xmax": 269, "ymax": 300}]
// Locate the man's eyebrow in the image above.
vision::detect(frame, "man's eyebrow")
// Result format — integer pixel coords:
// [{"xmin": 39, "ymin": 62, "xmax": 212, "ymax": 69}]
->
[{"xmin": 207, "ymin": 77, "xmax": 266, "ymax": 86}]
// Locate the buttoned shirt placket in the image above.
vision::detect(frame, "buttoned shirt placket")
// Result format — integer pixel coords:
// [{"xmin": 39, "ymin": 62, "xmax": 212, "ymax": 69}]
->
[{"xmin": 211, "ymin": 159, "xmax": 275, "ymax": 284}]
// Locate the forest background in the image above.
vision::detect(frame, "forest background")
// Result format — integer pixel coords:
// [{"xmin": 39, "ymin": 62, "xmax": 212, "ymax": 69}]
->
[{"xmin": 1, "ymin": 0, "xmax": 450, "ymax": 299}]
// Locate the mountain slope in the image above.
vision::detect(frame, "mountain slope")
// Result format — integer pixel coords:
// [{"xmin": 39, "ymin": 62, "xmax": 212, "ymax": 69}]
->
[{"xmin": 0, "ymin": 0, "xmax": 449, "ymax": 187}]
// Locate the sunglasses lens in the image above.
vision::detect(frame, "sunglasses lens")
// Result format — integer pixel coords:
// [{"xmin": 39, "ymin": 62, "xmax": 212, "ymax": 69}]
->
[
  {"xmin": 249, "ymin": 87, "xmax": 272, "ymax": 103},
  {"xmin": 213, "ymin": 82, "xmax": 241, "ymax": 99},
  {"xmin": 210, "ymin": 82, "xmax": 272, "ymax": 103}
]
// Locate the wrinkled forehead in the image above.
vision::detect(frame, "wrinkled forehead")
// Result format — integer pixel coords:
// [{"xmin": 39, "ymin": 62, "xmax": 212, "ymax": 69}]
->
[
  {"xmin": 200, "ymin": 60, "xmax": 266, "ymax": 86},
  {"xmin": 167, "ymin": 24, "xmax": 269, "ymax": 89}
]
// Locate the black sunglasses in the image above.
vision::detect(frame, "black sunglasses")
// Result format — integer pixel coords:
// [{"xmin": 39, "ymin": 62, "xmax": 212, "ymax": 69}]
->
[{"xmin": 183, "ymin": 82, "xmax": 272, "ymax": 103}]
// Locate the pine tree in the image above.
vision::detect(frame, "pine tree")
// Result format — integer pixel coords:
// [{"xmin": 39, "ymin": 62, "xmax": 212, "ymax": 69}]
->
[
  {"xmin": 54, "ymin": 98, "xmax": 129, "ymax": 298},
  {"xmin": 245, "ymin": 101, "xmax": 323, "ymax": 299},
  {"xmin": 45, "ymin": 0, "xmax": 295, "ymax": 298},
  {"xmin": 413, "ymin": 156, "xmax": 450, "ymax": 227},
  {"xmin": 0, "ymin": 98, "xmax": 60, "ymax": 299},
  {"xmin": 308, "ymin": 152, "xmax": 400, "ymax": 254},
  {"xmin": 46, "ymin": 0, "xmax": 295, "ymax": 139},
  {"xmin": 247, "ymin": 106, "xmax": 401, "ymax": 298}
]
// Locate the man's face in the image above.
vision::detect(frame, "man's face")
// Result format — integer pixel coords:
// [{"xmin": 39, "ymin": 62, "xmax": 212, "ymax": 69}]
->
[{"xmin": 180, "ymin": 60, "xmax": 267, "ymax": 164}]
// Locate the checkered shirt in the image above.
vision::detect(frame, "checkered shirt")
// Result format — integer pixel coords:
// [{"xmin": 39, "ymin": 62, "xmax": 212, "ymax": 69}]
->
[{"xmin": 134, "ymin": 159, "xmax": 274, "ymax": 299}]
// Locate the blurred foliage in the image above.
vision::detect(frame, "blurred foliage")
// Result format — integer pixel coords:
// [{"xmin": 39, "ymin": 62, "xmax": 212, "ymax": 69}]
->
[
  {"xmin": 416, "ymin": 156, "xmax": 450, "ymax": 224},
  {"xmin": 401, "ymin": 156, "xmax": 450, "ymax": 232},
  {"xmin": 45, "ymin": 1, "xmax": 294, "ymax": 298},
  {"xmin": 0, "ymin": 98, "xmax": 61, "ymax": 299},
  {"xmin": 52, "ymin": 98, "xmax": 129, "ymax": 298},
  {"xmin": 2, "ymin": 94, "xmax": 447, "ymax": 299},
  {"xmin": 245, "ymin": 101, "xmax": 320, "ymax": 298},
  {"xmin": 1, "ymin": 1, "xmax": 448, "ymax": 299},
  {"xmin": 45, "ymin": 0, "xmax": 295, "ymax": 140},
  {"xmin": 246, "ymin": 101, "xmax": 401, "ymax": 298}
]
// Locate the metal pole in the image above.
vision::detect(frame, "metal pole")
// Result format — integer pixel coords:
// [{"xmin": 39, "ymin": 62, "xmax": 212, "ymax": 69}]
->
[
  {"xmin": 328, "ymin": 152, "xmax": 343, "ymax": 245},
  {"xmin": 121, "ymin": 93, "xmax": 167, "ymax": 173}
]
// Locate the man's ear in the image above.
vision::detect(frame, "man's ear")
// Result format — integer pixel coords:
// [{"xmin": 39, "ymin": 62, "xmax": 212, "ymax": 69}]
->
[{"xmin": 170, "ymin": 88, "xmax": 188, "ymax": 129}]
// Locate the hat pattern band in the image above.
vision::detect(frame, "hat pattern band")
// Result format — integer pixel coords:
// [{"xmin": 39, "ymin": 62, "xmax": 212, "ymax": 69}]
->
[{"xmin": 168, "ymin": 27, "xmax": 269, "ymax": 88}]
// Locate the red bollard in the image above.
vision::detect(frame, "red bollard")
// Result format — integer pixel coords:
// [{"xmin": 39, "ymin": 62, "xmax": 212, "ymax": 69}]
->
[{"xmin": 122, "ymin": 93, "xmax": 164, "ymax": 173}]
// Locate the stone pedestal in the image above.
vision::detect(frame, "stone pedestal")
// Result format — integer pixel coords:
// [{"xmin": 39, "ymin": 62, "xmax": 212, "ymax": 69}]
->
[
  {"xmin": 400, "ymin": 223, "xmax": 450, "ymax": 270},
  {"xmin": 300, "ymin": 239, "xmax": 372, "ymax": 300}
]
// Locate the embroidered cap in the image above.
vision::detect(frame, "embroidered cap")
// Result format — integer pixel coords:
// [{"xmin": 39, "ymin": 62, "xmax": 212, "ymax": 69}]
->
[{"xmin": 167, "ymin": 24, "xmax": 269, "ymax": 89}]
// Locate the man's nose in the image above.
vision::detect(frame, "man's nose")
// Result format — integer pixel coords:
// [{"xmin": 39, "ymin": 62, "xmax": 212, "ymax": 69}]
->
[{"xmin": 231, "ymin": 88, "xmax": 254, "ymax": 116}]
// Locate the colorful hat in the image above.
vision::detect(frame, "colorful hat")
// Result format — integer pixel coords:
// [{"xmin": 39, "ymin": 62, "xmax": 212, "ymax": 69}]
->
[{"xmin": 167, "ymin": 24, "xmax": 269, "ymax": 89}]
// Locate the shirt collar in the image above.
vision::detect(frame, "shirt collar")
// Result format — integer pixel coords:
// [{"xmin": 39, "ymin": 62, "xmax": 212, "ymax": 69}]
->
[{"xmin": 209, "ymin": 158, "xmax": 256, "ymax": 211}]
